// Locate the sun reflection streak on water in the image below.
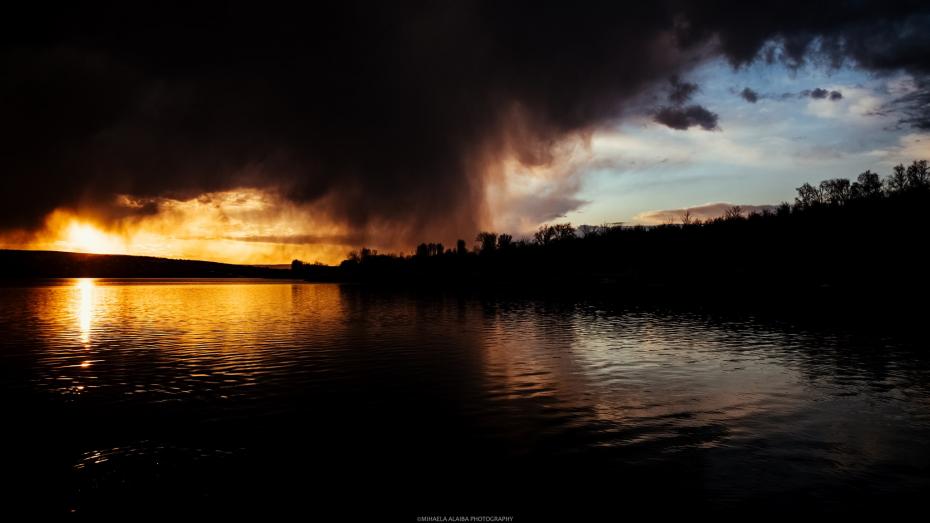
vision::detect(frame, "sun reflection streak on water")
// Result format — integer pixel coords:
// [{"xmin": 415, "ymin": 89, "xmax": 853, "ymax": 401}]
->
[{"xmin": 76, "ymin": 278, "xmax": 95, "ymax": 346}]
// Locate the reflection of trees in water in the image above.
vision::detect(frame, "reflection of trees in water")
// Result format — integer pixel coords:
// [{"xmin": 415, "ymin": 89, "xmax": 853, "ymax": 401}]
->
[{"xmin": 592, "ymin": 300, "xmax": 930, "ymax": 397}]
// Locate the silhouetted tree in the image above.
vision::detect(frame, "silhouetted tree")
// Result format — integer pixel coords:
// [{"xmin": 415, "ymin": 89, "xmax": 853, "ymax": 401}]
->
[
  {"xmin": 534, "ymin": 225, "xmax": 556, "ymax": 246},
  {"xmin": 795, "ymin": 182, "xmax": 823, "ymax": 208},
  {"xmin": 533, "ymin": 223, "xmax": 576, "ymax": 244},
  {"xmin": 553, "ymin": 223, "xmax": 576, "ymax": 241},
  {"xmin": 906, "ymin": 160, "xmax": 929, "ymax": 188},
  {"xmin": 724, "ymin": 206, "xmax": 743, "ymax": 220},
  {"xmin": 578, "ymin": 224, "xmax": 607, "ymax": 237},
  {"xmin": 886, "ymin": 164, "xmax": 908, "ymax": 193},
  {"xmin": 851, "ymin": 170, "xmax": 882, "ymax": 200},
  {"xmin": 476, "ymin": 231, "xmax": 498, "ymax": 254},
  {"xmin": 315, "ymin": 159, "xmax": 930, "ymax": 296},
  {"xmin": 820, "ymin": 178, "xmax": 851, "ymax": 205},
  {"xmin": 497, "ymin": 234, "xmax": 512, "ymax": 250},
  {"xmin": 680, "ymin": 210, "xmax": 694, "ymax": 225}
]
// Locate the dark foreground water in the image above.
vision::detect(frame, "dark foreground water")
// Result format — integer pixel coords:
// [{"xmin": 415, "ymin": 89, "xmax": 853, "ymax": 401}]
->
[{"xmin": 1, "ymin": 279, "xmax": 929, "ymax": 517}]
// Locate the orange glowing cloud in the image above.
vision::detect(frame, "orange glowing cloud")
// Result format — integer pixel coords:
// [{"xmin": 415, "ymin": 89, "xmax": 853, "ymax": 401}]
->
[
  {"xmin": 60, "ymin": 218, "xmax": 128, "ymax": 255},
  {"xmin": 0, "ymin": 136, "xmax": 600, "ymax": 264},
  {"xmin": 0, "ymin": 189, "xmax": 358, "ymax": 265}
]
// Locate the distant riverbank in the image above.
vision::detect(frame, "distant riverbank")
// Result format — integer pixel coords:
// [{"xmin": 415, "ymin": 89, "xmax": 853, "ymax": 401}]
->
[{"xmin": 0, "ymin": 249, "xmax": 292, "ymax": 279}]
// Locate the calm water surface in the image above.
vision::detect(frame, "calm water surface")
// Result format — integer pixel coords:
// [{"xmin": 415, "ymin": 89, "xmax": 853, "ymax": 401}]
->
[{"xmin": 1, "ymin": 279, "xmax": 928, "ymax": 516}]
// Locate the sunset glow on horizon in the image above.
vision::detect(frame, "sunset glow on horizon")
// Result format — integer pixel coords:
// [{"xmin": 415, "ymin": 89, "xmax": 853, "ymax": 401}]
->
[
  {"xmin": 63, "ymin": 221, "xmax": 126, "ymax": 255},
  {"xmin": 1, "ymin": 192, "xmax": 356, "ymax": 265}
]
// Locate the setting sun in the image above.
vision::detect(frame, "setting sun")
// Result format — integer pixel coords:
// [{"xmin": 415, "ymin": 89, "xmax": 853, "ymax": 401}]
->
[
  {"xmin": 63, "ymin": 221, "xmax": 125, "ymax": 255},
  {"xmin": 0, "ymin": 192, "xmax": 351, "ymax": 265}
]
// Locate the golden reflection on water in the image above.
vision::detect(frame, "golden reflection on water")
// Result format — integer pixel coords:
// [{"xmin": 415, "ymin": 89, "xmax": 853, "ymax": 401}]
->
[
  {"xmin": 30, "ymin": 281, "xmax": 348, "ymax": 397},
  {"xmin": 5, "ymin": 280, "xmax": 924, "ymax": 493},
  {"xmin": 76, "ymin": 278, "xmax": 95, "ymax": 345}
]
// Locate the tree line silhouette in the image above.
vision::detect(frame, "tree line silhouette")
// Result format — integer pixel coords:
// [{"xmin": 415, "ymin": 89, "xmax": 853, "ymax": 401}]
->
[{"xmin": 293, "ymin": 160, "xmax": 930, "ymax": 296}]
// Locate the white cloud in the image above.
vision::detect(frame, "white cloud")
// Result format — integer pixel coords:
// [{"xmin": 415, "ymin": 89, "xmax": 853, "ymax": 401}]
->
[
  {"xmin": 805, "ymin": 84, "xmax": 887, "ymax": 124},
  {"xmin": 864, "ymin": 133, "xmax": 930, "ymax": 166},
  {"xmin": 632, "ymin": 202, "xmax": 778, "ymax": 225}
]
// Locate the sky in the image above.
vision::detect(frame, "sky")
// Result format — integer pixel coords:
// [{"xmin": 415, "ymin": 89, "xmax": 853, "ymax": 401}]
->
[
  {"xmin": 2, "ymin": 1, "xmax": 929, "ymax": 264},
  {"xmin": 559, "ymin": 61, "xmax": 930, "ymax": 227}
]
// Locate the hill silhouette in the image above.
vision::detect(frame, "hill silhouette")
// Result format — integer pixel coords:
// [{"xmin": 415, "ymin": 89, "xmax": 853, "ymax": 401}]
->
[{"xmin": 0, "ymin": 250, "xmax": 292, "ymax": 279}]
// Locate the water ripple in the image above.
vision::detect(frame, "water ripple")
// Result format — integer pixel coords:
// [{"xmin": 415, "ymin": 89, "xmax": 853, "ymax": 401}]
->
[{"xmin": 1, "ymin": 279, "xmax": 929, "ymax": 513}]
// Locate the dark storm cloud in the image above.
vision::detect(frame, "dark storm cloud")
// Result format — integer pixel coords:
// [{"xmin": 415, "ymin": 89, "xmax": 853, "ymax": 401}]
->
[
  {"xmin": 654, "ymin": 105, "xmax": 720, "ymax": 131},
  {"xmin": 810, "ymin": 88, "xmax": 831, "ymax": 99},
  {"xmin": 736, "ymin": 87, "xmax": 844, "ymax": 103},
  {"xmin": 898, "ymin": 92, "xmax": 930, "ymax": 129},
  {"xmin": 655, "ymin": 76, "xmax": 715, "ymax": 131},
  {"xmin": 2, "ymin": 1, "xmax": 929, "ymax": 242},
  {"xmin": 668, "ymin": 77, "xmax": 699, "ymax": 105},
  {"xmin": 875, "ymin": 76, "xmax": 930, "ymax": 129},
  {"xmin": 805, "ymin": 88, "xmax": 842, "ymax": 100},
  {"xmin": 803, "ymin": 88, "xmax": 845, "ymax": 100},
  {"xmin": 676, "ymin": 2, "xmax": 930, "ymax": 73}
]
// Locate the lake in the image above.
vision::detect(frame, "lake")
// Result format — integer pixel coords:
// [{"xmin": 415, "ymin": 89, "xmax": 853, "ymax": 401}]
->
[{"xmin": 1, "ymin": 279, "xmax": 928, "ymax": 516}]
